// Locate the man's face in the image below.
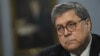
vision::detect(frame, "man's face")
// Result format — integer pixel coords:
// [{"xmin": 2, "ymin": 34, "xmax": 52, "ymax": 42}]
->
[{"xmin": 55, "ymin": 10, "xmax": 91, "ymax": 52}]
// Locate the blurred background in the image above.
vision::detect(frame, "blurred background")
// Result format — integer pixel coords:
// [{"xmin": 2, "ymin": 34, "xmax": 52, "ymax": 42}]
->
[{"xmin": 0, "ymin": 0, "xmax": 100, "ymax": 56}]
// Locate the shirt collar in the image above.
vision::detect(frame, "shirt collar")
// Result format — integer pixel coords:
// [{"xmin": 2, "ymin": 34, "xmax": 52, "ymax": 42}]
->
[{"xmin": 70, "ymin": 35, "xmax": 92, "ymax": 56}]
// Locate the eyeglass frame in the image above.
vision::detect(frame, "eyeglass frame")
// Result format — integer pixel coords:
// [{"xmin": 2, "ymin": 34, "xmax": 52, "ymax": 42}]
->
[{"xmin": 56, "ymin": 19, "xmax": 84, "ymax": 34}]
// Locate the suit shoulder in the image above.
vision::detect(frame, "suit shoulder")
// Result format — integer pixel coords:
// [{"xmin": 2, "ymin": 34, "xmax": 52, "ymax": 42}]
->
[
  {"xmin": 36, "ymin": 44, "xmax": 62, "ymax": 56},
  {"xmin": 92, "ymin": 34, "xmax": 100, "ymax": 48},
  {"xmin": 92, "ymin": 34, "xmax": 100, "ymax": 41}
]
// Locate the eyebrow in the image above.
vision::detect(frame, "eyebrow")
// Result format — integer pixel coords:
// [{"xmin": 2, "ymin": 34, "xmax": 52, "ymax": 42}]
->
[
  {"xmin": 56, "ymin": 25, "xmax": 63, "ymax": 27},
  {"xmin": 56, "ymin": 20, "xmax": 76, "ymax": 26}
]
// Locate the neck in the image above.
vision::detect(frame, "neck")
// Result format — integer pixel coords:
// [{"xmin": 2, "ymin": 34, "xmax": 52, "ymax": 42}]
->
[{"xmin": 71, "ymin": 34, "xmax": 91, "ymax": 55}]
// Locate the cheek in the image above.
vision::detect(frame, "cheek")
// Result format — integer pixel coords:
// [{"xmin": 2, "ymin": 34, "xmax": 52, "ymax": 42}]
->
[
  {"xmin": 58, "ymin": 35, "xmax": 65, "ymax": 44},
  {"xmin": 73, "ymin": 25, "xmax": 88, "ymax": 43},
  {"xmin": 58, "ymin": 35, "xmax": 64, "ymax": 41}
]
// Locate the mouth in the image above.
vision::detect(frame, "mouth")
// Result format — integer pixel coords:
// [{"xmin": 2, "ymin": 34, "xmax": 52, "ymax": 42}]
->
[{"xmin": 65, "ymin": 40, "xmax": 76, "ymax": 46}]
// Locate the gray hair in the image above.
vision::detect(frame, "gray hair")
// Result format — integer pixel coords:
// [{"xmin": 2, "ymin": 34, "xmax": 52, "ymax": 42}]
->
[{"xmin": 51, "ymin": 2, "xmax": 90, "ymax": 25}]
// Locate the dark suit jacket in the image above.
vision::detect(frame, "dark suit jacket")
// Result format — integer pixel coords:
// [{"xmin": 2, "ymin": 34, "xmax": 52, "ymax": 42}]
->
[{"xmin": 36, "ymin": 34, "xmax": 100, "ymax": 56}]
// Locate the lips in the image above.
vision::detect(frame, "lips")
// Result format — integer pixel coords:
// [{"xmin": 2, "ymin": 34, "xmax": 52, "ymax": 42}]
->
[
  {"xmin": 65, "ymin": 40, "xmax": 76, "ymax": 45},
  {"xmin": 66, "ymin": 41, "xmax": 72, "ymax": 46}
]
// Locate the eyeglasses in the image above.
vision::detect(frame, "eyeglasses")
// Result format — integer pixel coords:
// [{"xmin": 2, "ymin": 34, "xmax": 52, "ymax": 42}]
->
[{"xmin": 56, "ymin": 20, "xmax": 83, "ymax": 34}]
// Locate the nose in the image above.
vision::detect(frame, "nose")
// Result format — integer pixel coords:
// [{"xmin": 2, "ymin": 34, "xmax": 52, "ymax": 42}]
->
[{"xmin": 64, "ymin": 28, "xmax": 71, "ymax": 37}]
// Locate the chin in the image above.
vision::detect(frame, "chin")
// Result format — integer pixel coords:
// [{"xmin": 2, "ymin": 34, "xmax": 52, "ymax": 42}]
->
[{"xmin": 64, "ymin": 43, "xmax": 79, "ymax": 51}]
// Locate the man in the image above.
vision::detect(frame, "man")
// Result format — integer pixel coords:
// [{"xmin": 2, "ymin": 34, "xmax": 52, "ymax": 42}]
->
[{"xmin": 37, "ymin": 2, "xmax": 100, "ymax": 56}]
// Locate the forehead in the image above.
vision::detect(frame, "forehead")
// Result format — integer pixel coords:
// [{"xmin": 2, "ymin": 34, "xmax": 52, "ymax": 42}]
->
[{"xmin": 55, "ymin": 10, "xmax": 81, "ymax": 26}]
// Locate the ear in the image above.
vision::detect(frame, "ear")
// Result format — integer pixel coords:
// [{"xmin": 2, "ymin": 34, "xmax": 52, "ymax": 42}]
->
[{"xmin": 85, "ymin": 18, "xmax": 91, "ymax": 31}]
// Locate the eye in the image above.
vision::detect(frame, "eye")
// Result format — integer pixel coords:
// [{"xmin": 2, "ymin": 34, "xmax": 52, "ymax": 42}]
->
[
  {"xmin": 68, "ymin": 22, "xmax": 76, "ymax": 28},
  {"xmin": 56, "ymin": 26, "xmax": 64, "ymax": 32},
  {"xmin": 57, "ymin": 26, "xmax": 62, "ymax": 31}
]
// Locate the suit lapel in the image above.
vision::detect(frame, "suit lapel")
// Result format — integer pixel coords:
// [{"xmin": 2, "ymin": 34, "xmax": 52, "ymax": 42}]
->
[
  {"xmin": 90, "ymin": 34, "xmax": 100, "ymax": 56},
  {"xmin": 57, "ymin": 44, "xmax": 70, "ymax": 56}
]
